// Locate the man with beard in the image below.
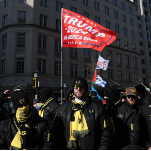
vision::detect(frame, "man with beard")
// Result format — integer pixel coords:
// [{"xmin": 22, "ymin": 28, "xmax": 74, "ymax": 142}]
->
[
  {"xmin": 51, "ymin": 77, "xmax": 113, "ymax": 150},
  {"xmin": 104, "ymin": 86, "xmax": 143, "ymax": 149},
  {"xmin": 0, "ymin": 91, "xmax": 54, "ymax": 150}
]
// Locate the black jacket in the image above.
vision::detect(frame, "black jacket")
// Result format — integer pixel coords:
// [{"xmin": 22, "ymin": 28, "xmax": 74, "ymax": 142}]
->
[
  {"xmin": 139, "ymin": 95, "xmax": 151, "ymax": 149},
  {"xmin": 38, "ymin": 97, "xmax": 59, "ymax": 129},
  {"xmin": 0, "ymin": 114, "xmax": 55, "ymax": 150},
  {"xmin": 112, "ymin": 101, "xmax": 141, "ymax": 149},
  {"xmin": 51, "ymin": 96, "xmax": 113, "ymax": 150}
]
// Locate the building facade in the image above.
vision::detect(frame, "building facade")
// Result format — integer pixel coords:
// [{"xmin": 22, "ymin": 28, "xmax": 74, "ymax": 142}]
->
[{"xmin": 0, "ymin": 0, "xmax": 150, "ymax": 98}]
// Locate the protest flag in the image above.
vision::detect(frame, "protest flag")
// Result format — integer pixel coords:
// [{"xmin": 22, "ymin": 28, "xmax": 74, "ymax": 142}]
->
[
  {"xmin": 61, "ymin": 8, "xmax": 116, "ymax": 52},
  {"xmin": 96, "ymin": 55, "xmax": 109, "ymax": 70},
  {"xmin": 92, "ymin": 71, "xmax": 106, "ymax": 87}
]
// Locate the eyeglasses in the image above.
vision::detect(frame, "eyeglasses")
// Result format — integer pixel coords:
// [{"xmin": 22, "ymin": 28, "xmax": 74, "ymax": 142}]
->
[
  {"xmin": 127, "ymin": 95, "xmax": 136, "ymax": 99},
  {"xmin": 74, "ymin": 83, "xmax": 85, "ymax": 90}
]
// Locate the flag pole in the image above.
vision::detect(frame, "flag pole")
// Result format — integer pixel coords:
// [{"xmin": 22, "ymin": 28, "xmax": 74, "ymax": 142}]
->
[{"xmin": 61, "ymin": 8, "xmax": 63, "ymax": 104}]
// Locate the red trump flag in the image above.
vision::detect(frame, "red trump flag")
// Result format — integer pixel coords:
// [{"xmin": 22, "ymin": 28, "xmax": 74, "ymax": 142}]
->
[{"xmin": 61, "ymin": 8, "xmax": 116, "ymax": 52}]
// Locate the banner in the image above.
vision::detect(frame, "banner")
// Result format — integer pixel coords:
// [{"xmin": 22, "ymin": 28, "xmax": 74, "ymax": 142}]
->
[
  {"xmin": 96, "ymin": 55, "xmax": 109, "ymax": 70},
  {"xmin": 92, "ymin": 71, "xmax": 106, "ymax": 87},
  {"xmin": 61, "ymin": 8, "xmax": 116, "ymax": 52}
]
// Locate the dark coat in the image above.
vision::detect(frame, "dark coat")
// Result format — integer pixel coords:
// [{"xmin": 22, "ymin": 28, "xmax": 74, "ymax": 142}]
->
[
  {"xmin": 0, "ymin": 114, "xmax": 54, "ymax": 150},
  {"xmin": 51, "ymin": 96, "xmax": 113, "ymax": 150},
  {"xmin": 38, "ymin": 97, "xmax": 59, "ymax": 129},
  {"xmin": 112, "ymin": 101, "xmax": 142, "ymax": 149},
  {"xmin": 139, "ymin": 95, "xmax": 151, "ymax": 149}
]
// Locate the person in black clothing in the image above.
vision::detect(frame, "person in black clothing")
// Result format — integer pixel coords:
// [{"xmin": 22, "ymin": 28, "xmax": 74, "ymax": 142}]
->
[
  {"xmin": 51, "ymin": 77, "xmax": 113, "ymax": 150},
  {"xmin": 139, "ymin": 88, "xmax": 151, "ymax": 150},
  {"xmin": 0, "ymin": 91, "xmax": 54, "ymax": 150},
  {"xmin": 38, "ymin": 88, "xmax": 59, "ymax": 130},
  {"xmin": 64, "ymin": 88, "xmax": 73, "ymax": 103},
  {"xmin": 0, "ymin": 90, "xmax": 10, "ymax": 122},
  {"xmin": 104, "ymin": 86, "xmax": 143, "ymax": 150}
]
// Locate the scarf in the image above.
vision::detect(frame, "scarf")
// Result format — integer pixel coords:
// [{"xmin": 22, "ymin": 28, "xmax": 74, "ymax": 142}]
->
[
  {"xmin": 10, "ymin": 105, "xmax": 32, "ymax": 150},
  {"xmin": 67, "ymin": 98, "xmax": 90, "ymax": 149},
  {"xmin": 39, "ymin": 97, "xmax": 53, "ymax": 117}
]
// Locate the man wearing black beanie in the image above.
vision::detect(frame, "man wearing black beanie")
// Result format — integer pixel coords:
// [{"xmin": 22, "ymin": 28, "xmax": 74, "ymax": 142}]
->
[
  {"xmin": 0, "ymin": 91, "xmax": 55, "ymax": 150},
  {"xmin": 52, "ymin": 77, "xmax": 113, "ymax": 150}
]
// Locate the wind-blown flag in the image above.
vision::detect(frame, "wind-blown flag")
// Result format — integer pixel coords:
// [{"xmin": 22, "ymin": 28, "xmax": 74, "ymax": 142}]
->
[
  {"xmin": 96, "ymin": 55, "xmax": 109, "ymax": 70},
  {"xmin": 61, "ymin": 8, "xmax": 116, "ymax": 52},
  {"xmin": 90, "ymin": 85, "xmax": 103, "ymax": 101},
  {"xmin": 92, "ymin": 70, "xmax": 106, "ymax": 87}
]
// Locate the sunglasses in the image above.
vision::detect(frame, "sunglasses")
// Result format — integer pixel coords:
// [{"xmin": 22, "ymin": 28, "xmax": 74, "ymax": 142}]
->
[
  {"xmin": 127, "ymin": 95, "xmax": 136, "ymax": 99},
  {"xmin": 74, "ymin": 83, "xmax": 85, "ymax": 90}
]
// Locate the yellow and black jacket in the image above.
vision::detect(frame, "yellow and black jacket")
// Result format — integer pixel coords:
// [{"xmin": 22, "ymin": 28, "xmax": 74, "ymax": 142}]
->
[
  {"xmin": 0, "ymin": 113, "xmax": 54, "ymax": 150},
  {"xmin": 51, "ymin": 95, "xmax": 113, "ymax": 150}
]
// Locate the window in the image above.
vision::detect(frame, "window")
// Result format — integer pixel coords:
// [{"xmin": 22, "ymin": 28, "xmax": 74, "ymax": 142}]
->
[
  {"xmin": 4, "ymin": 0, "xmax": 8, "ymax": 7},
  {"xmin": 40, "ymin": 14, "xmax": 47, "ymax": 27},
  {"xmin": 55, "ymin": 62, "xmax": 61, "ymax": 76},
  {"xmin": 116, "ymin": 38, "xmax": 120, "ymax": 47},
  {"xmin": 123, "ymin": 28, "xmax": 127, "ymax": 36},
  {"xmin": 147, "ymin": 34, "xmax": 151, "ymax": 40},
  {"xmin": 38, "ymin": 35, "xmax": 47, "ymax": 53},
  {"xmin": 18, "ymin": 11, "xmax": 26, "ymax": 24},
  {"xmin": 95, "ymin": 16, "xmax": 100, "ymax": 24},
  {"xmin": 138, "ymin": 24, "xmax": 141, "ymax": 29},
  {"xmin": 108, "ymin": 69, "xmax": 113, "ymax": 80},
  {"xmin": 125, "ymin": 55, "xmax": 130, "ymax": 68},
  {"xmin": 113, "ymin": 0, "xmax": 117, "ymax": 6},
  {"xmin": 84, "ymin": 48, "xmax": 90, "ymax": 60},
  {"xmin": 137, "ymin": 15, "xmax": 140, "ymax": 20},
  {"xmin": 131, "ymin": 31, "xmax": 135, "ymax": 39},
  {"xmin": 83, "ymin": 0, "xmax": 88, "ymax": 6},
  {"xmin": 40, "ymin": 0, "xmax": 47, "ymax": 7},
  {"xmin": 130, "ymin": 18, "xmax": 133, "ymax": 26},
  {"xmin": 56, "ymin": 1, "xmax": 63, "ymax": 12},
  {"xmin": 16, "ymin": 58, "xmax": 24, "ymax": 73},
  {"xmin": 106, "ymin": 21, "xmax": 110, "ymax": 29},
  {"xmin": 38, "ymin": 59, "xmax": 46, "ymax": 74},
  {"xmin": 71, "ymin": 64, "xmax": 77, "ymax": 77},
  {"xmin": 124, "ymin": 41, "xmax": 128, "ymax": 49},
  {"xmin": 140, "ymin": 41, "xmax": 143, "ymax": 46},
  {"xmin": 105, "ymin": 7, "xmax": 109, "ymax": 16},
  {"xmin": 17, "ymin": 33, "xmax": 25, "ymax": 51},
  {"xmin": 70, "ymin": 48, "xmax": 77, "ymax": 58},
  {"xmin": 114, "ymin": 11, "xmax": 118, "ymax": 20},
  {"xmin": 84, "ymin": 12, "xmax": 89, "ymax": 18},
  {"xmin": 133, "ymin": 57, "xmax": 137, "ymax": 69},
  {"xmin": 122, "ymin": 15, "xmax": 126, "ymax": 23},
  {"xmin": 2, "ymin": 34, "xmax": 7, "ymax": 53},
  {"xmin": 145, "ymin": 17, "xmax": 149, "ymax": 24},
  {"xmin": 1, "ymin": 60, "xmax": 5, "ymax": 75},
  {"xmin": 55, "ymin": 39, "xmax": 61, "ymax": 55},
  {"xmin": 56, "ymin": 19, "xmax": 61, "ymax": 31},
  {"xmin": 95, "ymin": 2, "xmax": 99, "ymax": 11},
  {"xmin": 121, "ymin": 2, "xmax": 125, "ymax": 10},
  {"xmin": 142, "ymin": 68, "xmax": 146, "ymax": 74},
  {"xmin": 115, "ymin": 24, "xmax": 119, "ymax": 33},
  {"xmin": 107, "ymin": 51, "xmax": 112, "ymax": 65},
  {"xmin": 132, "ymin": 44, "xmax": 136, "ymax": 52},
  {"xmin": 19, "ymin": 0, "xmax": 26, "ymax": 3},
  {"xmin": 3, "ymin": 15, "xmax": 8, "ymax": 27},
  {"xmin": 84, "ymin": 65, "xmax": 91, "ymax": 78},
  {"xmin": 134, "ymin": 0, "xmax": 137, "ymax": 3},
  {"xmin": 143, "ymin": 2, "xmax": 148, "ymax": 9},
  {"xmin": 70, "ymin": 7, "xmax": 77, "ymax": 13},
  {"xmin": 126, "ymin": 72, "xmax": 130, "ymax": 82},
  {"xmin": 129, "ymin": 7, "xmax": 132, "ymax": 14},
  {"xmin": 117, "ymin": 70, "xmax": 122, "ymax": 81},
  {"xmin": 117, "ymin": 54, "xmax": 121, "ymax": 67},
  {"xmin": 146, "ymin": 26, "xmax": 150, "ymax": 31},
  {"xmin": 141, "ymin": 59, "xmax": 145, "ymax": 64}
]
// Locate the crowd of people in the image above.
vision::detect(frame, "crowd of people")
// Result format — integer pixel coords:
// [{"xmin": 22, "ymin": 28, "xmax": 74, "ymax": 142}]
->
[{"xmin": 0, "ymin": 77, "xmax": 151, "ymax": 150}]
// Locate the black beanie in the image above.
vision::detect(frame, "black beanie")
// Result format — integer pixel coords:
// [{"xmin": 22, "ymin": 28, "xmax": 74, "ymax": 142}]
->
[
  {"xmin": 11, "ymin": 91, "xmax": 29, "ymax": 111},
  {"xmin": 40, "ymin": 88, "xmax": 52, "ymax": 103},
  {"xmin": 104, "ymin": 85, "xmax": 120, "ymax": 101},
  {"xmin": 72, "ymin": 77, "xmax": 88, "ymax": 91}
]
